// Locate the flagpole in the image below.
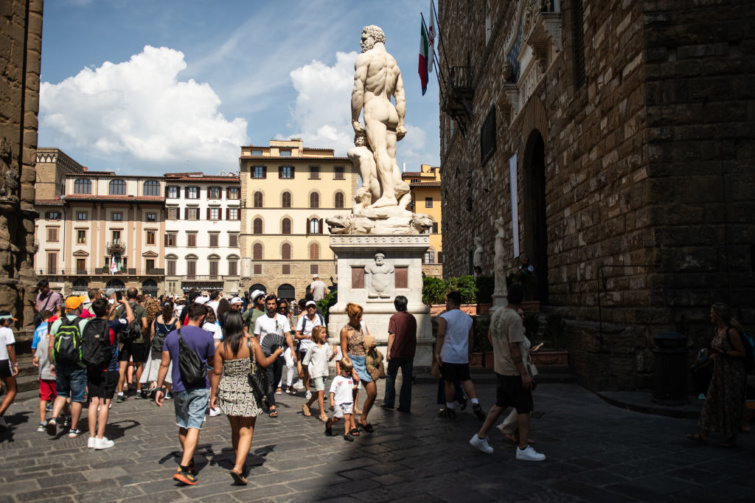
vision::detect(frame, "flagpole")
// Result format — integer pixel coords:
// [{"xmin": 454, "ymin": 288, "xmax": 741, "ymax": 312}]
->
[
  {"xmin": 431, "ymin": 0, "xmax": 452, "ymax": 81},
  {"xmin": 421, "ymin": 13, "xmax": 445, "ymax": 90}
]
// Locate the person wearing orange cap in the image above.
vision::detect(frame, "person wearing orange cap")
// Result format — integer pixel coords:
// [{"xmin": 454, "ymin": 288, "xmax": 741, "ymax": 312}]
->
[
  {"xmin": 0, "ymin": 311, "xmax": 19, "ymax": 428},
  {"xmin": 45, "ymin": 295, "xmax": 88, "ymax": 438}
]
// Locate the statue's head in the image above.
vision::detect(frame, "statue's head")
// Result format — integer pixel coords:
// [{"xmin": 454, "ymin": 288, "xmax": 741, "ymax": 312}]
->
[
  {"xmin": 374, "ymin": 252, "xmax": 386, "ymax": 265},
  {"xmin": 361, "ymin": 25, "xmax": 385, "ymax": 52},
  {"xmin": 354, "ymin": 132, "xmax": 367, "ymax": 147}
]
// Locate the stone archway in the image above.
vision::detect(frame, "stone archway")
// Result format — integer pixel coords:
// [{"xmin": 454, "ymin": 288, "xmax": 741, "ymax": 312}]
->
[{"xmin": 522, "ymin": 129, "xmax": 549, "ymax": 304}]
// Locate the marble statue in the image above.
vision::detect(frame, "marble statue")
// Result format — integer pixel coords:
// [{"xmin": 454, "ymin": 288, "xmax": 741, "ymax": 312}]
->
[
  {"xmin": 365, "ymin": 252, "xmax": 394, "ymax": 298},
  {"xmin": 494, "ymin": 216, "xmax": 507, "ymax": 296},
  {"xmin": 473, "ymin": 237, "xmax": 483, "ymax": 270}
]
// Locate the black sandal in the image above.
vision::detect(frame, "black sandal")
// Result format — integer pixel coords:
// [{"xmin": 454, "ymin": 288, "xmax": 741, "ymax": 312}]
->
[
  {"xmin": 359, "ymin": 423, "xmax": 374, "ymax": 433},
  {"xmin": 350, "ymin": 428, "xmax": 360, "ymax": 436}
]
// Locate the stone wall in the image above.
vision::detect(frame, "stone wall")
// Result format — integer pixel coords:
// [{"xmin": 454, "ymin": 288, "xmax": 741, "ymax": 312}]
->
[
  {"xmin": 0, "ymin": 0, "xmax": 43, "ymax": 332},
  {"xmin": 438, "ymin": 0, "xmax": 755, "ymax": 390}
]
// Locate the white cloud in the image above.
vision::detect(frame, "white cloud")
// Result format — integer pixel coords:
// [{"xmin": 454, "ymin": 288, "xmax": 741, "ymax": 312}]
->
[
  {"xmin": 285, "ymin": 51, "xmax": 432, "ymax": 171},
  {"xmin": 40, "ymin": 46, "xmax": 247, "ymax": 170}
]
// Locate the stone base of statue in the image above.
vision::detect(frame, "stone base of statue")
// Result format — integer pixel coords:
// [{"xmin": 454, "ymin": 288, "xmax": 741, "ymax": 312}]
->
[
  {"xmin": 327, "ymin": 234, "xmax": 434, "ymax": 368},
  {"xmin": 490, "ymin": 292, "xmax": 508, "ymax": 313}
]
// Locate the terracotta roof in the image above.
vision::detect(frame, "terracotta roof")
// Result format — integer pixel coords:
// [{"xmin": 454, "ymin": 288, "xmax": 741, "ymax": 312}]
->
[
  {"xmin": 402, "ymin": 171, "xmax": 424, "ymax": 177},
  {"xmin": 64, "ymin": 195, "xmax": 165, "ymax": 202},
  {"xmin": 73, "ymin": 172, "xmax": 163, "ymax": 179},
  {"xmin": 240, "ymin": 156, "xmax": 351, "ymax": 162},
  {"xmin": 410, "ymin": 181, "xmax": 441, "ymax": 187},
  {"xmin": 35, "ymin": 199, "xmax": 65, "ymax": 206},
  {"xmin": 164, "ymin": 176, "xmax": 239, "ymax": 182}
]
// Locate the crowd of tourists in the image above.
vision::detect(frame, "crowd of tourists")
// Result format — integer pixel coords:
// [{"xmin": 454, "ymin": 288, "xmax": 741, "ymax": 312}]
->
[{"xmin": 1, "ymin": 277, "xmax": 750, "ymax": 486}]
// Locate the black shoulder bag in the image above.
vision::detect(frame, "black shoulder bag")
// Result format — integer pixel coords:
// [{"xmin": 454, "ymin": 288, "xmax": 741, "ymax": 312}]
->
[
  {"xmin": 246, "ymin": 339, "xmax": 269, "ymax": 403},
  {"xmin": 177, "ymin": 328, "xmax": 207, "ymax": 387}
]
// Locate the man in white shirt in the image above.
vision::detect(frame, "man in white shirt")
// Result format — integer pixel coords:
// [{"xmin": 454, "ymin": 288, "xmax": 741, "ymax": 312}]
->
[
  {"xmin": 295, "ymin": 300, "xmax": 325, "ymax": 400},
  {"xmin": 309, "ymin": 275, "xmax": 328, "ymax": 301},
  {"xmin": 254, "ymin": 295, "xmax": 296, "ymax": 417},
  {"xmin": 436, "ymin": 291, "xmax": 485, "ymax": 421},
  {"xmin": 206, "ymin": 291, "xmax": 221, "ymax": 317}
]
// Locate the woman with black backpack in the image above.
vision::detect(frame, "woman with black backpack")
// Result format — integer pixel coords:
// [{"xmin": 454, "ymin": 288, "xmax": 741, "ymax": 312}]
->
[{"xmin": 142, "ymin": 301, "xmax": 180, "ymax": 398}]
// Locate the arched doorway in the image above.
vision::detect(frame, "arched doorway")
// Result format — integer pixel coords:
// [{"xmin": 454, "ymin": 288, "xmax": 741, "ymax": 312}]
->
[
  {"xmin": 106, "ymin": 278, "xmax": 125, "ymax": 292},
  {"xmin": 249, "ymin": 283, "xmax": 266, "ymax": 295},
  {"xmin": 72, "ymin": 279, "xmax": 88, "ymax": 295},
  {"xmin": 523, "ymin": 130, "xmax": 549, "ymax": 304},
  {"xmin": 142, "ymin": 279, "xmax": 158, "ymax": 297},
  {"xmin": 277, "ymin": 283, "xmax": 295, "ymax": 301}
]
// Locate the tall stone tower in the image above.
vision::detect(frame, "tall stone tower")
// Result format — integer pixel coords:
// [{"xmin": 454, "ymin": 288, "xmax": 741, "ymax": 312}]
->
[{"xmin": 0, "ymin": 0, "xmax": 44, "ymax": 331}]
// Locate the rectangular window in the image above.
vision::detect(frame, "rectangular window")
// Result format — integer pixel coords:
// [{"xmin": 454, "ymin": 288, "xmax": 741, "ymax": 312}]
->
[
  {"xmin": 77, "ymin": 211, "xmax": 88, "ymax": 221},
  {"xmin": 166, "ymin": 233, "xmax": 177, "ymax": 247},
  {"xmin": 253, "ymin": 264, "xmax": 262, "ymax": 275},
  {"xmin": 112, "ymin": 230, "xmax": 121, "ymax": 244},
  {"xmin": 253, "ymin": 166, "xmax": 266, "ymax": 179},
  {"xmin": 46, "ymin": 211, "xmax": 61, "ymax": 220},
  {"xmin": 186, "ymin": 207, "xmax": 199, "ymax": 220},
  {"xmin": 47, "ymin": 227, "xmax": 59, "ymax": 242},
  {"xmin": 227, "ymin": 187, "xmax": 240, "ymax": 200},
  {"xmin": 47, "ymin": 252, "xmax": 57, "ymax": 275},
  {"xmin": 229, "ymin": 233, "xmax": 238, "ymax": 247},
  {"xmin": 209, "ymin": 208, "xmax": 220, "ymax": 221},
  {"xmin": 146, "ymin": 231, "xmax": 155, "ymax": 245},
  {"xmin": 250, "ymin": 149, "xmax": 263, "ymax": 156},
  {"xmin": 187, "ymin": 261, "xmax": 196, "ymax": 278},
  {"xmin": 167, "ymin": 260, "xmax": 176, "ymax": 276},
  {"xmin": 77, "ymin": 230, "xmax": 86, "ymax": 244},
  {"xmin": 228, "ymin": 207, "xmax": 239, "ymax": 220},
  {"xmin": 438, "ymin": 252, "xmax": 444, "ymax": 264},
  {"xmin": 480, "ymin": 105, "xmax": 497, "ymax": 165},
  {"xmin": 146, "ymin": 212, "xmax": 157, "ymax": 222},
  {"xmin": 146, "ymin": 259, "xmax": 155, "ymax": 272},
  {"xmin": 282, "ymin": 264, "xmax": 290, "ymax": 275},
  {"xmin": 167, "ymin": 207, "xmax": 179, "ymax": 220},
  {"xmin": 166, "ymin": 186, "xmax": 180, "ymax": 198},
  {"xmin": 228, "ymin": 260, "xmax": 238, "ymax": 276},
  {"xmin": 208, "ymin": 187, "xmax": 221, "ymax": 199},
  {"xmin": 334, "ymin": 166, "xmax": 345, "ymax": 180},
  {"xmin": 310, "ymin": 264, "xmax": 319, "ymax": 275},
  {"xmin": 76, "ymin": 259, "xmax": 86, "ymax": 275},
  {"xmin": 309, "ymin": 166, "xmax": 320, "ymax": 180},
  {"xmin": 425, "ymin": 197, "xmax": 433, "ymax": 208},
  {"xmin": 278, "ymin": 150, "xmax": 292, "ymax": 157},
  {"xmin": 187, "ymin": 233, "xmax": 197, "ymax": 247},
  {"xmin": 279, "ymin": 166, "xmax": 294, "ymax": 179},
  {"xmin": 432, "ymin": 222, "xmax": 439, "ymax": 234},
  {"xmin": 186, "ymin": 186, "xmax": 199, "ymax": 199},
  {"xmin": 209, "ymin": 261, "xmax": 219, "ymax": 278},
  {"xmin": 209, "ymin": 234, "xmax": 219, "ymax": 247},
  {"xmin": 112, "ymin": 212, "xmax": 123, "ymax": 221}
]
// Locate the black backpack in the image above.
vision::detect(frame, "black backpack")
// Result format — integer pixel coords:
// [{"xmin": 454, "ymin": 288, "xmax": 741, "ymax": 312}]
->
[
  {"xmin": 177, "ymin": 328, "xmax": 207, "ymax": 387},
  {"xmin": 119, "ymin": 305, "xmax": 142, "ymax": 343},
  {"xmin": 81, "ymin": 318, "xmax": 112, "ymax": 368},
  {"xmin": 53, "ymin": 317, "xmax": 83, "ymax": 365}
]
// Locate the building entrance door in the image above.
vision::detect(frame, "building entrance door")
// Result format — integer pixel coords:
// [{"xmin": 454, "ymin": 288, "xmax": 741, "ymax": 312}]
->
[{"xmin": 523, "ymin": 131, "xmax": 549, "ymax": 304}]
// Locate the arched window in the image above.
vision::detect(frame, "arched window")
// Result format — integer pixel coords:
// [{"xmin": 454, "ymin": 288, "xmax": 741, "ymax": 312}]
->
[
  {"xmin": 310, "ymin": 192, "xmax": 319, "ymax": 209},
  {"xmin": 72, "ymin": 279, "xmax": 88, "ymax": 294},
  {"xmin": 253, "ymin": 243, "xmax": 263, "ymax": 260},
  {"xmin": 143, "ymin": 180, "xmax": 160, "ymax": 196},
  {"xmin": 142, "ymin": 279, "xmax": 158, "ymax": 296},
  {"xmin": 309, "ymin": 218, "xmax": 320, "ymax": 234},
  {"xmin": 277, "ymin": 284, "xmax": 295, "ymax": 300},
  {"xmin": 106, "ymin": 278, "xmax": 125, "ymax": 291},
  {"xmin": 281, "ymin": 243, "xmax": 291, "ymax": 260},
  {"xmin": 109, "ymin": 179, "xmax": 126, "ymax": 195},
  {"xmin": 281, "ymin": 218, "xmax": 292, "ymax": 235},
  {"xmin": 335, "ymin": 191, "xmax": 344, "ymax": 208},
  {"xmin": 253, "ymin": 218, "xmax": 263, "ymax": 234},
  {"xmin": 74, "ymin": 179, "xmax": 91, "ymax": 194},
  {"xmin": 254, "ymin": 191, "xmax": 263, "ymax": 208},
  {"xmin": 281, "ymin": 191, "xmax": 292, "ymax": 208},
  {"xmin": 309, "ymin": 242, "xmax": 320, "ymax": 260}
]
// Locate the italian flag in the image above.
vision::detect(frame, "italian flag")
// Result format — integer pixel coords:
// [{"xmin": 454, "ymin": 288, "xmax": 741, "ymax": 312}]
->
[{"xmin": 418, "ymin": 20, "xmax": 429, "ymax": 96}]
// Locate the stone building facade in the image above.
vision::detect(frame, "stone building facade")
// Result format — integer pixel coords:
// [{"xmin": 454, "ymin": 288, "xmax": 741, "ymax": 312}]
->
[
  {"xmin": 438, "ymin": 0, "xmax": 755, "ymax": 390},
  {"xmin": 0, "ymin": 0, "xmax": 43, "ymax": 330}
]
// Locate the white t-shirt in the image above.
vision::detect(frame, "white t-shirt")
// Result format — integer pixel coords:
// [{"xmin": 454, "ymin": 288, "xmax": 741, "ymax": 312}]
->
[
  {"xmin": 0, "ymin": 326, "xmax": 15, "ymax": 360},
  {"xmin": 255, "ymin": 313, "xmax": 290, "ymax": 356},
  {"xmin": 329, "ymin": 374, "xmax": 354, "ymax": 405},
  {"xmin": 303, "ymin": 343, "xmax": 333, "ymax": 378},
  {"xmin": 203, "ymin": 322, "xmax": 223, "ymax": 341},
  {"xmin": 439, "ymin": 309, "xmax": 474, "ymax": 364},
  {"xmin": 207, "ymin": 301, "xmax": 220, "ymax": 317},
  {"xmin": 310, "ymin": 280, "xmax": 327, "ymax": 301},
  {"xmin": 296, "ymin": 313, "xmax": 324, "ymax": 353}
]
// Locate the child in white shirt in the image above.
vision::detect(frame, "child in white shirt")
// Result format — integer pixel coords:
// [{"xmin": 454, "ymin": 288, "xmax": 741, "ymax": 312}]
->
[
  {"xmin": 302, "ymin": 326, "xmax": 334, "ymax": 421},
  {"xmin": 325, "ymin": 357, "xmax": 357, "ymax": 441}
]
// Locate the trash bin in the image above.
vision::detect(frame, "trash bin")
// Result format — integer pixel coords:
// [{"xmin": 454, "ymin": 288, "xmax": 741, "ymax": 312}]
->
[{"xmin": 652, "ymin": 330, "xmax": 688, "ymax": 405}]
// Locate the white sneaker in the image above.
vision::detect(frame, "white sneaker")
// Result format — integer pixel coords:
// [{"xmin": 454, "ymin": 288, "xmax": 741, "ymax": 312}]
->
[
  {"xmin": 305, "ymin": 391, "xmax": 312, "ymax": 400},
  {"xmin": 94, "ymin": 437, "xmax": 114, "ymax": 450},
  {"xmin": 469, "ymin": 434, "xmax": 494, "ymax": 454},
  {"xmin": 209, "ymin": 407, "xmax": 222, "ymax": 417},
  {"xmin": 87, "ymin": 436, "xmax": 97, "ymax": 449},
  {"xmin": 293, "ymin": 382, "xmax": 305, "ymax": 391},
  {"xmin": 516, "ymin": 445, "xmax": 545, "ymax": 461}
]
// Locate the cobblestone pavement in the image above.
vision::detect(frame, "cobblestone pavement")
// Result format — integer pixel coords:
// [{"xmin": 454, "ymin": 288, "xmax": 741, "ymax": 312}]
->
[{"xmin": 0, "ymin": 377, "xmax": 753, "ymax": 502}]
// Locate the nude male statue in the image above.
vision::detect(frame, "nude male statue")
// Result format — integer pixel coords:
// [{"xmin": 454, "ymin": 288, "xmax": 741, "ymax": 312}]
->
[{"xmin": 351, "ymin": 25, "xmax": 407, "ymax": 208}]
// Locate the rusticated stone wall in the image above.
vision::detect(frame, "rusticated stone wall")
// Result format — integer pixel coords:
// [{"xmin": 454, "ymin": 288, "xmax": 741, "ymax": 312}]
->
[
  {"xmin": 0, "ymin": 0, "xmax": 43, "ymax": 331},
  {"xmin": 438, "ymin": 0, "xmax": 755, "ymax": 390}
]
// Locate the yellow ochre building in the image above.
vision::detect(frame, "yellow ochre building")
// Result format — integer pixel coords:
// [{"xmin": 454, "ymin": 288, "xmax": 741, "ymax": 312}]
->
[{"xmin": 402, "ymin": 163, "xmax": 443, "ymax": 278}]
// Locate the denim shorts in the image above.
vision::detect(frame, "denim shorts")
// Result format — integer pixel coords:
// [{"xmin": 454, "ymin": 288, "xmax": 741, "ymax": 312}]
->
[
  {"xmin": 55, "ymin": 364, "xmax": 87, "ymax": 403},
  {"xmin": 174, "ymin": 388, "xmax": 210, "ymax": 430},
  {"xmin": 311, "ymin": 376, "xmax": 326, "ymax": 392}
]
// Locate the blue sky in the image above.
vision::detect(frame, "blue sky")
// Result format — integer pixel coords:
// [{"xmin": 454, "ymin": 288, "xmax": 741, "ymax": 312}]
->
[{"xmin": 38, "ymin": 0, "xmax": 441, "ymax": 176}]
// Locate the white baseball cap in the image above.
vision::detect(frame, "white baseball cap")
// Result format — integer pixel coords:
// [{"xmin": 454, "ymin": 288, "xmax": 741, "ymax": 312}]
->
[
  {"xmin": 306, "ymin": 300, "xmax": 317, "ymax": 308},
  {"xmin": 313, "ymin": 274, "xmax": 319, "ymax": 278},
  {"xmin": 194, "ymin": 296, "xmax": 210, "ymax": 305},
  {"xmin": 230, "ymin": 297, "xmax": 243, "ymax": 305}
]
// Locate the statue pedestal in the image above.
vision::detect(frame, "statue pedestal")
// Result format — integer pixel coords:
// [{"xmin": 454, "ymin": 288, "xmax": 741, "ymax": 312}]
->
[
  {"xmin": 327, "ymin": 234, "xmax": 434, "ymax": 368},
  {"xmin": 490, "ymin": 292, "xmax": 508, "ymax": 313}
]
